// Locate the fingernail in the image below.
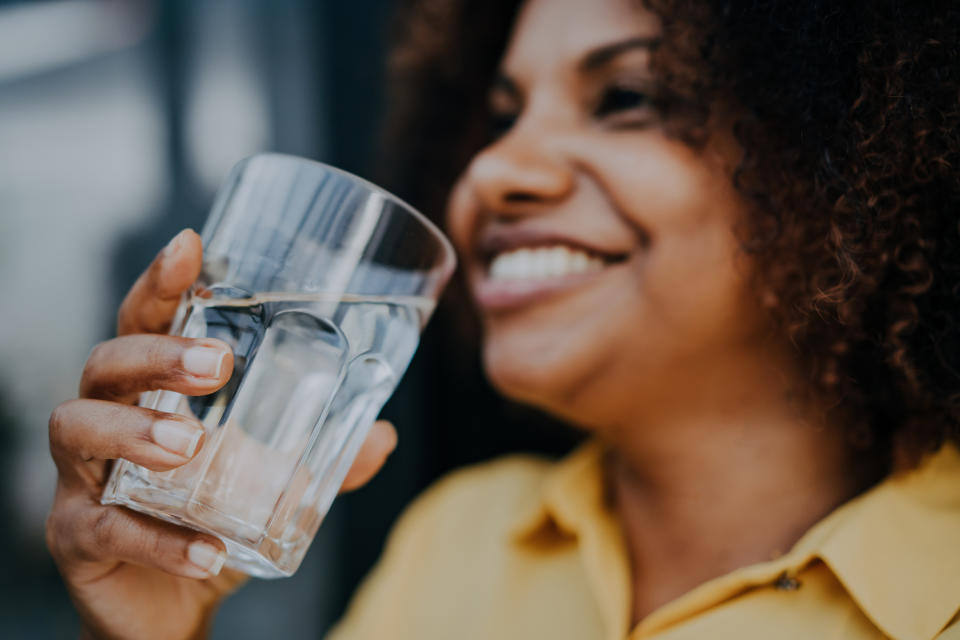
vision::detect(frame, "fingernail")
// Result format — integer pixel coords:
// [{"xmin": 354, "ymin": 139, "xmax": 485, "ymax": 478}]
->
[
  {"xmin": 152, "ymin": 419, "xmax": 203, "ymax": 458},
  {"xmin": 162, "ymin": 229, "xmax": 187, "ymax": 258},
  {"xmin": 183, "ymin": 346, "xmax": 226, "ymax": 378},
  {"xmin": 188, "ymin": 541, "xmax": 226, "ymax": 576}
]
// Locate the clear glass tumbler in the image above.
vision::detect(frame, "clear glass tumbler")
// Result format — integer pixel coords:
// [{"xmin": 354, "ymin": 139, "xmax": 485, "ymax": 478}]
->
[{"xmin": 102, "ymin": 154, "xmax": 456, "ymax": 578}]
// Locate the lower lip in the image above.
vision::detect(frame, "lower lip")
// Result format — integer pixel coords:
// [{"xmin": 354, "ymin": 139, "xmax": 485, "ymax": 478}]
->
[{"xmin": 472, "ymin": 268, "xmax": 609, "ymax": 312}]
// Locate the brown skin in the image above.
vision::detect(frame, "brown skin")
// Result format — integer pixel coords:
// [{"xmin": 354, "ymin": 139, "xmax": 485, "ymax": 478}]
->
[
  {"xmin": 50, "ymin": 0, "xmax": 887, "ymax": 635},
  {"xmin": 46, "ymin": 229, "xmax": 398, "ymax": 640},
  {"xmin": 448, "ymin": 0, "xmax": 882, "ymax": 623}
]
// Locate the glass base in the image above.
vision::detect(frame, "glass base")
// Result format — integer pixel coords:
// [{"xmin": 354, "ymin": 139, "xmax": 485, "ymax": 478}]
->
[{"xmin": 102, "ymin": 462, "xmax": 310, "ymax": 579}]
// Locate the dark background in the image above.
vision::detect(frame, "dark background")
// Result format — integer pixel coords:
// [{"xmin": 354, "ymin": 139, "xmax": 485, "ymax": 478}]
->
[{"xmin": 0, "ymin": 1, "xmax": 577, "ymax": 637}]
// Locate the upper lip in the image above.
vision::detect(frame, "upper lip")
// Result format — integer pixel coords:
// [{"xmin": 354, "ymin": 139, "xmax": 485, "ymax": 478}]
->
[{"xmin": 475, "ymin": 225, "xmax": 631, "ymax": 262}]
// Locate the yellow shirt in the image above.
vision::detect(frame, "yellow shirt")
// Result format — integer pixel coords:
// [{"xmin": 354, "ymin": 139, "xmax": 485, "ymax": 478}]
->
[{"xmin": 328, "ymin": 441, "xmax": 960, "ymax": 640}]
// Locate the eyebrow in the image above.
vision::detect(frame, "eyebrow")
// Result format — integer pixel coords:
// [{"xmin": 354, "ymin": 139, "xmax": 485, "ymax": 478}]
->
[
  {"xmin": 489, "ymin": 35, "xmax": 660, "ymax": 98},
  {"xmin": 580, "ymin": 36, "xmax": 659, "ymax": 71}
]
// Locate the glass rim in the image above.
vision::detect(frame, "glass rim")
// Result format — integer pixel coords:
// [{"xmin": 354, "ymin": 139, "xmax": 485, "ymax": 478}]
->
[{"xmin": 236, "ymin": 152, "xmax": 457, "ymax": 277}]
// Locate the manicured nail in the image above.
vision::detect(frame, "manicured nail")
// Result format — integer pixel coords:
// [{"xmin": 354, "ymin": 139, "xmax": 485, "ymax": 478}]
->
[
  {"xmin": 182, "ymin": 346, "xmax": 226, "ymax": 378},
  {"xmin": 188, "ymin": 541, "xmax": 226, "ymax": 576},
  {"xmin": 152, "ymin": 419, "xmax": 202, "ymax": 457},
  {"xmin": 162, "ymin": 229, "xmax": 187, "ymax": 258}
]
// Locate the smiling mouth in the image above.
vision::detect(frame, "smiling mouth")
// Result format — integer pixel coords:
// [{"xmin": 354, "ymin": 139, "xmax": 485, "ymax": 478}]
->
[
  {"xmin": 488, "ymin": 245, "xmax": 608, "ymax": 280},
  {"xmin": 475, "ymin": 244, "xmax": 630, "ymax": 311}
]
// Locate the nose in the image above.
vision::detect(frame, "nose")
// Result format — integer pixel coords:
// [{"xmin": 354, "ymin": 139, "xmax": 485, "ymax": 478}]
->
[{"xmin": 465, "ymin": 126, "xmax": 575, "ymax": 217}]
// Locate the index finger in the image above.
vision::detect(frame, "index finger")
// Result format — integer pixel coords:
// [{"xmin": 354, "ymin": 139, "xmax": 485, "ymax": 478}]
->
[{"xmin": 117, "ymin": 229, "xmax": 203, "ymax": 336}]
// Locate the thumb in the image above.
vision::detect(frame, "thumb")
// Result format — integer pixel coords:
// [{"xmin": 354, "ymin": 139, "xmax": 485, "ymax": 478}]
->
[{"xmin": 117, "ymin": 229, "xmax": 203, "ymax": 336}]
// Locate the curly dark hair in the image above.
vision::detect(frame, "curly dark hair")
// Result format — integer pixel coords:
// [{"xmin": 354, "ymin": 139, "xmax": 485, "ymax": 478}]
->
[{"xmin": 382, "ymin": 0, "xmax": 960, "ymax": 467}]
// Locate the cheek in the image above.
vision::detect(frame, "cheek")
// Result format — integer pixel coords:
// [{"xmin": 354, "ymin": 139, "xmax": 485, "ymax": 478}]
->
[
  {"xmin": 595, "ymin": 132, "xmax": 742, "ymax": 240},
  {"xmin": 474, "ymin": 132, "xmax": 764, "ymax": 411},
  {"xmin": 594, "ymin": 136, "xmax": 757, "ymax": 340},
  {"xmin": 445, "ymin": 177, "xmax": 478, "ymax": 257},
  {"xmin": 645, "ymin": 216, "xmax": 750, "ymax": 341}
]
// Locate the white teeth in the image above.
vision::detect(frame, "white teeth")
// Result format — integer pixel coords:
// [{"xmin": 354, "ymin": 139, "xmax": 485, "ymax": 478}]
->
[{"xmin": 488, "ymin": 246, "xmax": 605, "ymax": 281}]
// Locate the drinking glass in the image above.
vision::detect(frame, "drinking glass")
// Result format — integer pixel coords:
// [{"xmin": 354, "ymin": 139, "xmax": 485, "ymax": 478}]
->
[{"xmin": 102, "ymin": 153, "xmax": 456, "ymax": 578}]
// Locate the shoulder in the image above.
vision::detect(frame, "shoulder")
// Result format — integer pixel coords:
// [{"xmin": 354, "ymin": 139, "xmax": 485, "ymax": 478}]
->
[
  {"xmin": 326, "ymin": 454, "xmax": 558, "ymax": 639},
  {"xmin": 386, "ymin": 453, "xmax": 554, "ymax": 544},
  {"xmin": 417, "ymin": 453, "xmax": 554, "ymax": 507}
]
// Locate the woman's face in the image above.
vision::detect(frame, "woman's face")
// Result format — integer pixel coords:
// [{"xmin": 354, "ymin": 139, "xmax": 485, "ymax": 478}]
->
[{"xmin": 447, "ymin": 0, "xmax": 770, "ymax": 429}]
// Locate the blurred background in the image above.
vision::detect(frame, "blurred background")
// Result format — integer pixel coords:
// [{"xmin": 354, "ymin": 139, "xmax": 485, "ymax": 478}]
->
[{"xmin": 0, "ymin": 0, "xmax": 577, "ymax": 637}]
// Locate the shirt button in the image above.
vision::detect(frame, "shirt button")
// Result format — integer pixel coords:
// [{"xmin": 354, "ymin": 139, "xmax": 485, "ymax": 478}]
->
[{"xmin": 774, "ymin": 571, "xmax": 802, "ymax": 591}]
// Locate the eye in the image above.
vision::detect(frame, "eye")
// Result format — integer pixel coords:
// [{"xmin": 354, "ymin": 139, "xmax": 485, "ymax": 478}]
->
[{"xmin": 594, "ymin": 85, "xmax": 653, "ymax": 122}]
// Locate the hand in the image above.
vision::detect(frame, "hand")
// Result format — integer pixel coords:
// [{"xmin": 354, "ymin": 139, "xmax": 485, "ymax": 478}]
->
[{"xmin": 46, "ymin": 230, "xmax": 398, "ymax": 640}]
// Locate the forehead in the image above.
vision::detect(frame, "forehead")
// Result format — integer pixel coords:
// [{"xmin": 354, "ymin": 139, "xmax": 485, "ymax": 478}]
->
[{"xmin": 502, "ymin": 0, "xmax": 660, "ymax": 77}]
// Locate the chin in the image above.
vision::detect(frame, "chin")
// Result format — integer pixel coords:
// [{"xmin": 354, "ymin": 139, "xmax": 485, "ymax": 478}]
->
[{"xmin": 480, "ymin": 328, "xmax": 595, "ymax": 414}]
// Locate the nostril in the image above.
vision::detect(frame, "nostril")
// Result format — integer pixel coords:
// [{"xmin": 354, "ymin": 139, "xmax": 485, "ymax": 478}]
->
[{"xmin": 504, "ymin": 192, "xmax": 539, "ymax": 203}]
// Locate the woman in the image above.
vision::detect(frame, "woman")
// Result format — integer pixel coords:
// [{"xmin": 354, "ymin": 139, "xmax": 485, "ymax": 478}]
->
[{"xmin": 46, "ymin": 0, "xmax": 960, "ymax": 638}]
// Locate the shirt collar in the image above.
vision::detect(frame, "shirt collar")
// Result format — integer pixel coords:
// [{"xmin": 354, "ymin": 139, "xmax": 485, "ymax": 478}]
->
[
  {"xmin": 810, "ymin": 443, "xmax": 960, "ymax": 640},
  {"xmin": 510, "ymin": 441, "xmax": 632, "ymax": 640},
  {"xmin": 510, "ymin": 440, "xmax": 611, "ymax": 541},
  {"xmin": 511, "ymin": 440, "xmax": 960, "ymax": 640}
]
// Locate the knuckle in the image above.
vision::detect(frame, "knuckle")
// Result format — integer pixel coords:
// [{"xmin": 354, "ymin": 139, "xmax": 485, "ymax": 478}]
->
[
  {"xmin": 110, "ymin": 409, "xmax": 149, "ymax": 460},
  {"xmin": 143, "ymin": 337, "xmax": 170, "ymax": 371},
  {"xmin": 48, "ymin": 401, "xmax": 73, "ymax": 447},
  {"xmin": 84, "ymin": 342, "xmax": 108, "ymax": 377},
  {"xmin": 44, "ymin": 510, "xmax": 62, "ymax": 561},
  {"xmin": 101, "ymin": 404, "xmax": 129, "ymax": 449},
  {"xmin": 116, "ymin": 295, "xmax": 138, "ymax": 335},
  {"xmin": 47, "ymin": 494, "xmax": 84, "ymax": 562},
  {"xmin": 116, "ymin": 294, "xmax": 131, "ymax": 322},
  {"xmin": 148, "ymin": 527, "xmax": 166, "ymax": 560},
  {"xmin": 80, "ymin": 342, "xmax": 110, "ymax": 396},
  {"xmin": 48, "ymin": 405, "xmax": 63, "ymax": 443},
  {"xmin": 91, "ymin": 508, "xmax": 121, "ymax": 553}
]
